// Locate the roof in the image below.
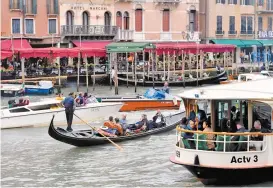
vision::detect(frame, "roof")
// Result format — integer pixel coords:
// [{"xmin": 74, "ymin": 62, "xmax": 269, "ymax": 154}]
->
[
  {"xmin": 0, "ymin": 39, "xmax": 32, "ymax": 51},
  {"xmin": 106, "ymin": 42, "xmax": 155, "ymax": 53},
  {"xmin": 179, "ymin": 78, "xmax": 273, "ymax": 100}
]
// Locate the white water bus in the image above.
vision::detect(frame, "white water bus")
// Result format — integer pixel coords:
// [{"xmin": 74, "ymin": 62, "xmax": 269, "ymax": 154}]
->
[
  {"xmin": 170, "ymin": 78, "xmax": 273, "ymax": 185},
  {"xmin": 1, "ymin": 99, "xmax": 123, "ymax": 129}
]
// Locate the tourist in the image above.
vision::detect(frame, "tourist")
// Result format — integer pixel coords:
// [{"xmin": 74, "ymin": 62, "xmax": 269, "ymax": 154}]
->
[
  {"xmin": 250, "ymin": 120, "xmax": 271, "ymax": 140},
  {"xmin": 220, "ymin": 111, "xmax": 229, "ymax": 132},
  {"xmin": 153, "ymin": 110, "xmax": 165, "ymax": 127},
  {"xmin": 188, "ymin": 105, "xmax": 196, "ymax": 121},
  {"xmin": 162, "ymin": 82, "xmax": 170, "ymax": 94},
  {"xmin": 120, "ymin": 114, "xmax": 128, "ymax": 131},
  {"xmin": 103, "ymin": 116, "xmax": 118, "ymax": 135},
  {"xmin": 114, "ymin": 118, "xmax": 123, "ymax": 136},
  {"xmin": 196, "ymin": 105, "xmax": 207, "ymax": 130},
  {"xmin": 62, "ymin": 92, "xmax": 75, "ymax": 132},
  {"xmin": 77, "ymin": 93, "xmax": 84, "ymax": 105},
  {"xmin": 180, "ymin": 117, "xmax": 188, "ymax": 129},
  {"xmin": 111, "ymin": 66, "xmax": 116, "ymax": 84},
  {"xmin": 203, "ymin": 121, "xmax": 215, "ymax": 150},
  {"xmin": 230, "ymin": 120, "xmax": 248, "ymax": 151},
  {"xmin": 129, "ymin": 114, "xmax": 148, "ymax": 131}
]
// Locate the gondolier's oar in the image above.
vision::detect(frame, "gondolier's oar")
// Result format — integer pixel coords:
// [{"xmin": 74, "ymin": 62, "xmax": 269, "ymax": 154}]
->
[{"xmin": 73, "ymin": 113, "xmax": 123, "ymax": 151}]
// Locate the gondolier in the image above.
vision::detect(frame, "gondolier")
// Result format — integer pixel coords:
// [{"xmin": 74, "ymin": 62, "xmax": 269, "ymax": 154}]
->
[{"xmin": 62, "ymin": 92, "xmax": 75, "ymax": 132}]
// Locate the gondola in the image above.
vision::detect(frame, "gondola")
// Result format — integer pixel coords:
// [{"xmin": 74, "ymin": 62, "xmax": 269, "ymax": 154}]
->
[
  {"xmin": 48, "ymin": 111, "xmax": 184, "ymax": 147},
  {"xmin": 118, "ymin": 71, "xmax": 226, "ymax": 86}
]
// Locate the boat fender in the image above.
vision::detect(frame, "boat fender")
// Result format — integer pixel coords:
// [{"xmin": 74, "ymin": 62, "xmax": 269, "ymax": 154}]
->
[
  {"xmin": 194, "ymin": 155, "xmax": 200, "ymax": 166},
  {"xmin": 173, "ymin": 98, "xmax": 178, "ymax": 106}
]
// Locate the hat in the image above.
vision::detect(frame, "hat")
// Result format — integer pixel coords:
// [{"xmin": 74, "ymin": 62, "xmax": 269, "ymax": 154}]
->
[{"xmin": 69, "ymin": 92, "xmax": 73, "ymax": 96}]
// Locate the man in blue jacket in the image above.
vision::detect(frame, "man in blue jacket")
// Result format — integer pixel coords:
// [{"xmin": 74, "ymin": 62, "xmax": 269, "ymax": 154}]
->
[{"xmin": 62, "ymin": 92, "xmax": 75, "ymax": 132}]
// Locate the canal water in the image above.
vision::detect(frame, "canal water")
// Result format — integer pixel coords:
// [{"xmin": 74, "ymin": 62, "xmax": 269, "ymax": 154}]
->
[{"xmin": 1, "ymin": 84, "xmax": 272, "ymax": 187}]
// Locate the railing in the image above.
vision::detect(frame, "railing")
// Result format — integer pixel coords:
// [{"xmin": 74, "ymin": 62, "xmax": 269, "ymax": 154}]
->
[
  {"xmin": 61, "ymin": 25, "xmax": 118, "ymax": 36},
  {"xmin": 176, "ymin": 127, "xmax": 273, "ymax": 152},
  {"xmin": 240, "ymin": 30, "xmax": 254, "ymax": 35},
  {"xmin": 114, "ymin": 29, "xmax": 134, "ymax": 41}
]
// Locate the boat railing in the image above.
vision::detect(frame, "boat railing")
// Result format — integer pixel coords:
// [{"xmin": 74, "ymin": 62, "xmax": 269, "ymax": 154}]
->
[{"xmin": 176, "ymin": 126, "xmax": 273, "ymax": 152}]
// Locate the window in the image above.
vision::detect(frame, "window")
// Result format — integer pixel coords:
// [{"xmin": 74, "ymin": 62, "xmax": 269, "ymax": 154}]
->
[
  {"xmin": 258, "ymin": 17, "xmax": 263, "ymax": 31},
  {"xmin": 241, "ymin": 16, "xmax": 253, "ymax": 34},
  {"xmin": 25, "ymin": 0, "xmax": 37, "ymax": 14},
  {"xmin": 9, "ymin": 0, "xmax": 23, "ymax": 10},
  {"xmin": 116, "ymin": 11, "xmax": 122, "ymax": 29},
  {"xmin": 135, "ymin": 8, "xmax": 143, "ymax": 32},
  {"xmin": 258, "ymin": 0, "xmax": 264, "ymax": 6},
  {"xmin": 216, "ymin": 16, "xmax": 223, "ymax": 34},
  {"xmin": 25, "ymin": 19, "xmax": 34, "ymax": 34},
  {"xmin": 229, "ymin": 16, "xmax": 235, "ymax": 34},
  {"xmin": 240, "ymin": 0, "xmax": 253, "ymax": 5},
  {"xmin": 66, "ymin": 11, "xmax": 73, "ymax": 26},
  {"xmin": 46, "ymin": 0, "xmax": 59, "ymax": 14},
  {"xmin": 123, "ymin": 11, "xmax": 129, "ymax": 30},
  {"xmin": 82, "ymin": 11, "xmax": 89, "ymax": 26},
  {"xmin": 267, "ymin": 0, "xmax": 273, "ymax": 10},
  {"xmin": 216, "ymin": 0, "xmax": 226, "ymax": 4},
  {"xmin": 268, "ymin": 17, "xmax": 273, "ymax": 30},
  {"xmin": 189, "ymin": 10, "xmax": 196, "ymax": 32},
  {"xmin": 48, "ymin": 19, "xmax": 57, "ymax": 34},
  {"xmin": 162, "ymin": 9, "xmax": 170, "ymax": 32},
  {"xmin": 247, "ymin": 16, "xmax": 253, "ymax": 34},
  {"xmin": 12, "ymin": 18, "xmax": 21, "ymax": 34},
  {"xmin": 228, "ymin": 0, "xmax": 237, "ymax": 4},
  {"xmin": 10, "ymin": 108, "xmax": 30, "ymax": 113}
]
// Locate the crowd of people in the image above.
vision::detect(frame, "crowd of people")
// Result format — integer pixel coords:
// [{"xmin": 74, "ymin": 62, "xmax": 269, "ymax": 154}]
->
[
  {"xmin": 179, "ymin": 105, "xmax": 271, "ymax": 151},
  {"xmin": 100, "ymin": 110, "xmax": 166, "ymax": 137}
]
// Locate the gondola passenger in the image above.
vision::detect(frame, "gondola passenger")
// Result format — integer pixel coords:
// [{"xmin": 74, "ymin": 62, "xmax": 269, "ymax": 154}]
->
[
  {"xmin": 128, "ymin": 114, "xmax": 148, "ymax": 131},
  {"xmin": 153, "ymin": 110, "xmax": 165, "ymax": 128},
  {"xmin": 114, "ymin": 118, "xmax": 123, "ymax": 136},
  {"xmin": 162, "ymin": 82, "xmax": 170, "ymax": 94},
  {"xmin": 202, "ymin": 121, "xmax": 215, "ymax": 150},
  {"xmin": 120, "ymin": 114, "xmax": 128, "ymax": 131},
  {"xmin": 103, "ymin": 116, "xmax": 118, "ymax": 135}
]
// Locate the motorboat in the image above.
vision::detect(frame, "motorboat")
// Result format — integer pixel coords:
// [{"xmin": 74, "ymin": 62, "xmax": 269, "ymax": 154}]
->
[
  {"xmin": 24, "ymin": 81, "xmax": 54, "ymax": 95},
  {"xmin": 97, "ymin": 88, "xmax": 181, "ymax": 112},
  {"xmin": 0, "ymin": 84, "xmax": 24, "ymax": 97},
  {"xmin": 220, "ymin": 73, "xmax": 269, "ymax": 84},
  {"xmin": 48, "ymin": 110, "xmax": 184, "ymax": 147},
  {"xmin": 170, "ymin": 78, "xmax": 273, "ymax": 185},
  {"xmin": 1, "ymin": 99, "xmax": 123, "ymax": 129}
]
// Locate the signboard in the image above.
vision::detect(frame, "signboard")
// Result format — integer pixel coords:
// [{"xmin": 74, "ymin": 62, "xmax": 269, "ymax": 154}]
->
[{"xmin": 258, "ymin": 30, "xmax": 273, "ymax": 39}]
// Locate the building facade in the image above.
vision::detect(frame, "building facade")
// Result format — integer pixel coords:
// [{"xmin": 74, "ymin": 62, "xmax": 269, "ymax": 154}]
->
[
  {"xmin": 1, "ymin": 0, "xmax": 60, "ymax": 47},
  {"xmin": 59, "ymin": 0, "xmax": 201, "ymax": 45}
]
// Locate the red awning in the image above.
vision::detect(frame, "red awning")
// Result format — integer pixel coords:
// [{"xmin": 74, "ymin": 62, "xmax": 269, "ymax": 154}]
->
[
  {"xmin": 19, "ymin": 48, "xmax": 80, "ymax": 58},
  {"xmin": 72, "ymin": 40, "xmax": 111, "ymax": 57},
  {"xmin": 1, "ymin": 39, "xmax": 32, "ymax": 51},
  {"xmin": 1, "ymin": 51, "xmax": 13, "ymax": 60}
]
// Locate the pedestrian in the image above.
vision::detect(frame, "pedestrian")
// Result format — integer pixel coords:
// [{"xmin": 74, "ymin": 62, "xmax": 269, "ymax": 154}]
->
[{"xmin": 62, "ymin": 92, "xmax": 75, "ymax": 132}]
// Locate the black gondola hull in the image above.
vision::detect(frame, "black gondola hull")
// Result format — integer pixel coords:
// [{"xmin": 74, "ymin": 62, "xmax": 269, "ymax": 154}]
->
[
  {"xmin": 118, "ymin": 71, "xmax": 226, "ymax": 87},
  {"xmin": 48, "ymin": 111, "xmax": 184, "ymax": 147}
]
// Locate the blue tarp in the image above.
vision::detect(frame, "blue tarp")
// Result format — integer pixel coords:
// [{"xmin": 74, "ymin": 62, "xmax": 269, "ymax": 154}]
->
[{"xmin": 143, "ymin": 88, "xmax": 166, "ymax": 99}]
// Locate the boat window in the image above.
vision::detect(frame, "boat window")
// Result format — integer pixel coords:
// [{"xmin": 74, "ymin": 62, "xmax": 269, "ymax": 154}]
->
[
  {"xmin": 9, "ymin": 108, "xmax": 30, "ymax": 113},
  {"xmin": 28, "ymin": 104, "xmax": 59, "ymax": 111}
]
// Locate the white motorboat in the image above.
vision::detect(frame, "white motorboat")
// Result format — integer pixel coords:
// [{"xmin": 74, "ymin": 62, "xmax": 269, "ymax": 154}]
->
[
  {"xmin": 220, "ymin": 73, "xmax": 269, "ymax": 84},
  {"xmin": 1, "ymin": 99, "xmax": 123, "ymax": 129},
  {"xmin": 170, "ymin": 78, "xmax": 273, "ymax": 185},
  {"xmin": 0, "ymin": 84, "xmax": 24, "ymax": 97}
]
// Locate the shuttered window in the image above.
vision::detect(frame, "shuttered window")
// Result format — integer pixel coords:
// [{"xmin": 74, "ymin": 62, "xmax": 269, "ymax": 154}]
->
[
  {"xmin": 195, "ymin": 11, "xmax": 198, "ymax": 31},
  {"xmin": 9, "ymin": 0, "xmax": 23, "ymax": 10},
  {"xmin": 116, "ymin": 11, "xmax": 122, "ymax": 29},
  {"xmin": 47, "ymin": 0, "xmax": 59, "ymax": 14},
  {"xmin": 135, "ymin": 9, "xmax": 143, "ymax": 32},
  {"xmin": 162, "ymin": 9, "xmax": 170, "ymax": 32}
]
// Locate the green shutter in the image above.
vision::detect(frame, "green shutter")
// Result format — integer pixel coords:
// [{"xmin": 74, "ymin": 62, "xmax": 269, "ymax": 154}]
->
[
  {"xmin": 18, "ymin": 0, "xmax": 23, "ymax": 10},
  {"xmin": 54, "ymin": 0, "xmax": 59, "ymax": 14},
  {"xmin": 32, "ymin": 0, "xmax": 37, "ymax": 14}
]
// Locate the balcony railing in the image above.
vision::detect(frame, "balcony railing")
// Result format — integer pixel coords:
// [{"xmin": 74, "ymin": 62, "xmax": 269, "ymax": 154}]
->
[
  {"xmin": 240, "ymin": 30, "xmax": 254, "ymax": 35},
  {"xmin": 256, "ymin": 5, "xmax": 273, "ymax": 13},
  {"xmin": 228, "ymin": 30, "xmax": 237, "ymax": 35},
  {"xmin": 215, "ymin": 30, "xmax": 224, "ymax": 35},
  {"xmin": 61, "ymin": 25, "xmax": 118, "ymax": 36},
  {"xmin": 114, "ymin": 28, "xmax": 134, "ymax": 41}
]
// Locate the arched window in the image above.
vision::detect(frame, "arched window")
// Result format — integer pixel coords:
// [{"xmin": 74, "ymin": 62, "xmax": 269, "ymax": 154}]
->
[
  {"xmin": 162, "ymin": 9, "xmax": 170, "ymax": 32},
  {"xmin": 123, "ymin": 11, "xmax": 129, "ymax": 30},
  {"xmin": 135, "ymin": 5, "xmax": 143, "ymax": 32},
  {"xmin": 116, "ymin": 11, "xmax": 122, "ymax": 29},
  {"xmin": 66, "ymin": 11, "xmax": 74, "ymax": 26},
  {"xmin": 104, "ymin": 11, "xmax": 111, "ymax": 26},
  {"xmin": 82, "ymin": 11, "xmax": 89, "ymax": 26}
]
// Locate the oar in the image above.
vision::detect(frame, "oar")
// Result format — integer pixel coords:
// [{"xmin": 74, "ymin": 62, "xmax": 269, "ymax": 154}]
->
[{"xmin": 73, "ymin": 113, "xmax": 123, "ymax": 151}]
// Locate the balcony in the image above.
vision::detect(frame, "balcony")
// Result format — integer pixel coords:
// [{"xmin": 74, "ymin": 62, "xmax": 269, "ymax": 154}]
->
[
  {"xmin": 61, "ymin": 25, "xmax": 118, "ymax": 36},
  {"xmin": 215, "ymin": 30, "xmax": 224, "ymax": 35},
  {"xmin": 114, "ymin": 28, "xmax": 134, "ymax": 41},
  {"xmin": 228, "ymin": 30, "xmax": 237, "ymax": 35},
  {"xmin": 256, "ymin": 5, "xmax": 273, "ymax": 14},
  {"xmin": 154, "ymin": 0, "xmax": 181, "ymax": 3},
  {"xmin": 240, "ymin": 30, "xmax": 254, "ymax": 35}
]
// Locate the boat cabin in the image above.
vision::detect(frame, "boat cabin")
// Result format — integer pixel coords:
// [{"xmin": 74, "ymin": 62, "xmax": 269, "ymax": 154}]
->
[{"xmin": 171, "ymin": 79, "xmax": 273, "ymax": 184}]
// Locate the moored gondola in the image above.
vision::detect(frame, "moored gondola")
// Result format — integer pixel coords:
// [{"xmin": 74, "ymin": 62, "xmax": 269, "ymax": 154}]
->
[{"xmin": 48, "ymin": 111, "xmax": 184, "ymax": 147}]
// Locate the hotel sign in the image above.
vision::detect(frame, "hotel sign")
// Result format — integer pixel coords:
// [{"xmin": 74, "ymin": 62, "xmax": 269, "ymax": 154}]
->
[
  {"xmin": 70, "ymin": 6, "xmax": 108, "ymax": 11},
  {"xmin": 258, "ymin": 30, "xmax": 273, "ymax": 39}
]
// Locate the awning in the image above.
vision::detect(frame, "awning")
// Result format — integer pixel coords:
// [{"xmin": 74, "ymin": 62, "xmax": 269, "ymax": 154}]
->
[
  {"xmin": 240, "ymin": 40, "xmax": 263, "ymax": 47},
  {"xmin": 107, "ymin": 42, "xmax": 155, "ymax": 53},
  {"xmin": 72, "ymin": 40, "xmax": 111, "ymax": 57},
  {"xmin": 1, "ymin": 51, "xmax": 13, "ymax": 60},
  {"xmin": 258, "ymin": 40, "xmax": 273, "ymax": 46},
  {"xmin": 211, "ymin": 39, "xmax": 245, "ymax": 47},
  {"xmin": 19, "ymin": 48, "xmax": 80, "ymax": 58},
  {"xmin": 0, "ymin": 39, "xmax": 32, "ymax": 51}
]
